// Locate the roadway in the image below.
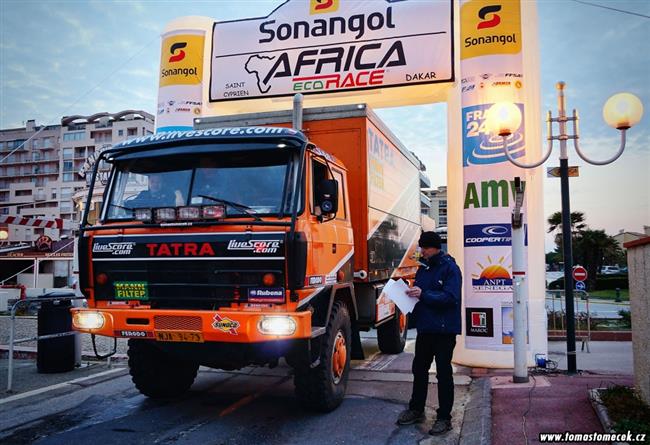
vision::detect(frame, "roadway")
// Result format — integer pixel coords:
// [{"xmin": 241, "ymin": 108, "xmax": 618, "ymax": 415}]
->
[{"xmin": 0, "ymin": 331, "xmax": 472, "ymax": 445}]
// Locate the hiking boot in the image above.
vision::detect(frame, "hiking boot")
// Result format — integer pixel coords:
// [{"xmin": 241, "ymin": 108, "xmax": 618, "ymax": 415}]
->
[
  {"xmin": 429, "ymin": 418, "xmax": 452, "ymax": 435},
  {"xmin": 396, "ymin": 409, "xmax": 425, "ymax": 425}
]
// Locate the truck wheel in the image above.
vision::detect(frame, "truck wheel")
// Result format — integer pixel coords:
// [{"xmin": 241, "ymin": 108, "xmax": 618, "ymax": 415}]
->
[
  {"xmin": 294, "ymin": 300, "xmax": 351, "ymax": 412},
  {"xmin": 377, "ymin": 308, "xmax": 408, "ymax": 354},
  {"xmin": 127, "ymin": 339, "xmax": 198, "ymax": 398}
]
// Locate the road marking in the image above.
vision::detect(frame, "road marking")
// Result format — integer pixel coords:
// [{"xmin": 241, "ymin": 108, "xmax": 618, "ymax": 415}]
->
[{"xmin": 0, "ymin": 368, "xmax": 125, "ymax": 405}]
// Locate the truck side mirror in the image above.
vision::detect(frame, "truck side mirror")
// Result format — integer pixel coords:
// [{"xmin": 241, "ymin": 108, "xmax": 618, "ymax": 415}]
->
[{"xmin": 316, "ymin": 179, "xmax": 338, "ymax": 216}]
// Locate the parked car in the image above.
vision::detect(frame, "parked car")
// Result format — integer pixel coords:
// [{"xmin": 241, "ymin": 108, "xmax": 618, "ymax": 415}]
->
[{"xmin": 600, "ymin": 265, "xmax": 620, "ymax": 275}]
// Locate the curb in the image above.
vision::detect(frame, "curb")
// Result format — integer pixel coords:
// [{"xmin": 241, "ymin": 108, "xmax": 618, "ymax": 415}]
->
[
  {"xmin": 588, "ymin": 388, "xmax": 629, "ymax": 445},
  {"xmin": 0, "ymin": 345, "xmax": 128, "ymax": 362},
  {"xmin": 458, "ymin": 377, "xmax": 492, "ymax": 445}
]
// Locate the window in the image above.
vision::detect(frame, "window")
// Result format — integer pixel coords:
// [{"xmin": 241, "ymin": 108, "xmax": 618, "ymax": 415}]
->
[
  {"xmin": 32, "ymin": 139, "xmax": 41, "ymax": 149},
  {"xmin": 16, "ymin": 190, "xmax": 32, "ymax": 196},
  {"xmin": 32, "ymin": 152, "xmax": 41, "ymax": 161},
  {"xmin": 127, "ymin": 128, "xmax": 137, "ymax": 136},
  {"xmin": 52, "ymin": 191, "xmax": 57, "ymax": 199},
  {"xmin": 331, "ymin": 169, "xmax": 347, "ymax": 221},
  {"xmin": 118, "ymin": 130, "xmax": 123, "ymax": 136},
  {"xmin": 8, "ymin": 139, "xmax": 27, "ymax": 150},
  {"xmin": 63, "ymin": 173, "xmax": 75, "ymax": 182},
  {"xmin": 42, "ymin": 137, "xmax": 53, "ymax": 148},
  {"xmin": 311, "ymin": 160, "xmax": 328, "ymax": 215},
  {"xmin": 63, "ymin": 148, "xmax": 73, "ymax": 159},
  {"xmin": 63, "ymin": 161, "xmax": 74, "ymax": 172},
  {"xmin": 104, "ymin": 150, "xmax": 293, "ymax": 220},
  {"xmin": 61, "ymin": 187, "xmax": 73, "ymax": 198},
  {"xmin": 63, "ymin": 131, "xmax": 84, "ymax": 141}
]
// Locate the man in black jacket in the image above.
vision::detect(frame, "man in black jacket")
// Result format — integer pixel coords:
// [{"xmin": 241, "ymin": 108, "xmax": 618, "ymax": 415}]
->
[{"xmin": 396, "ymin": 231, "xmax": 462, "ymax": 435}]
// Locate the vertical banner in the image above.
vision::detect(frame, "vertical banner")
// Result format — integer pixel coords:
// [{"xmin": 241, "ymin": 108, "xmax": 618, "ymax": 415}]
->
[
  {"xmin": 460, "ymin": 0, "xmax": 529, "ymax": 351},
  {"xmin": 156, "ymin": 30, "xmax": 205, "ymax": 133}
]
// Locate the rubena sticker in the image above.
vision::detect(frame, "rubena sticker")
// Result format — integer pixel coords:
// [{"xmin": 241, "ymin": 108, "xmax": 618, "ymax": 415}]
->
[
  {"xmin": 306, "ymin": 276, "xmax": 324, "ymax": 286},
  {"xmin": 114, "ymin": 281, "xmax": 149, "ymax": 300},
  {"xmin": 248, "ymin": 288, "xmax": 285, "ymax": 303},
  {"xmin": 114, "ymin": 330, "xmax": 152, "ymax": 338},
  {"xmin": 212, "ymin": 313, "xmax": 240, "ymax": 335}
]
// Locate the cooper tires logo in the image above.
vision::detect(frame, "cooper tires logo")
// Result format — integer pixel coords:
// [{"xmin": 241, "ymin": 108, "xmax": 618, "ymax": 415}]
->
[
  {"xmin": 482, "ymin": 225, "xmax": 508, "ymax": 235},
  {"xmin": 168, "ymin": 42, "xmax": 187, "ymax": 63},
  {"xmin": 477, "ymin": 5, "xmax": 501, "ymax": 30}
]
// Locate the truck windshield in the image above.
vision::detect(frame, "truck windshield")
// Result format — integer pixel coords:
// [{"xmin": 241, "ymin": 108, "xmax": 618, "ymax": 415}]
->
[{"xmin": 104, "ymin": 149, "xmax": 295, "ymax": 220}]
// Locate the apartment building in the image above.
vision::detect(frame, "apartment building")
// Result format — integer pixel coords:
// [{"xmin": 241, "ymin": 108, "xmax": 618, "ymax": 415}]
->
[
  {"xmin": 0, "ymin": 111, "xmax": 154, "ymax": 243},
  {"xmin": 422, "ymin": 185, "xmax": 447, "ymax": 228}
]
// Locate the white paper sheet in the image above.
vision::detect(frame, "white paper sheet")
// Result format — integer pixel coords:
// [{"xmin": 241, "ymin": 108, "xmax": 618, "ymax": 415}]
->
[{"xmin": 382, "ymin": 278, "xmax": 417, "ymax": 314}]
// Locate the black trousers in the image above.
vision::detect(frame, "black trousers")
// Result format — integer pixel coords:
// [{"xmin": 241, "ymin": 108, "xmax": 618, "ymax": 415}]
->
[{"xmin": 408, "ymin": 333, "xmax": 457, "ymax": 420}]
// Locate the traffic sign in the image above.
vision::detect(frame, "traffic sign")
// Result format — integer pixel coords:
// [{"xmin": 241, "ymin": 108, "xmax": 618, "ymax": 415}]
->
[
  {"xmin": 575, "ymin": 281, "xmax": 586, "ymax": 291},
  {"xmin": 573, "ymin": 265, "xmax": 588, "ymax": 282},
  {"xmin": 547, "ymin": 166, "xmax": 580, "ymax": 178}
]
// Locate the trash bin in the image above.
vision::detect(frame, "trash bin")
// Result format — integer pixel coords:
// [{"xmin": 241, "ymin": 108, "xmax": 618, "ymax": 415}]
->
[{"xmin": 37, "ymin": 296, "xmax": 76, "ymax": 373}]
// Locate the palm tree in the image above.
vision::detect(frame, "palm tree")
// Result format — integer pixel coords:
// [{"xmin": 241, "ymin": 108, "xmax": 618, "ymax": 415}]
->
[
  {"xmin": 547, "ymin": 211, "xmax": 587, "ymax": 255},
  {"xmin": 547, "ymin": 211, "xmax": 587, "ymax": 235}
]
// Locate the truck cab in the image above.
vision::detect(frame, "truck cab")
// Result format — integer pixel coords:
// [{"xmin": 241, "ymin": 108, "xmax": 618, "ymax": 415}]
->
[{"xmin": 73, "ymin": 105, "xmax": 418, "ymax": 412}]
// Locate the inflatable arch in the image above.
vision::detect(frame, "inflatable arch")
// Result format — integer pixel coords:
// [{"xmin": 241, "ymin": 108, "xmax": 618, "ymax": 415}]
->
[{"xmin": 155, "ymin": 0, "xmax": 547, "ymax": 368}]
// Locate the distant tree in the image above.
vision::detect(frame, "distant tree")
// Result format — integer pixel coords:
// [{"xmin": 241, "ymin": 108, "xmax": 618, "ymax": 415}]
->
[{"xmin": 574, "ymin": 229, "xmax": 625, "ymax": 289}]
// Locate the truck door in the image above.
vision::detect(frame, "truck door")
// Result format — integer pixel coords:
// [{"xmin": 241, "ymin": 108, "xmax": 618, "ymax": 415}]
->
[{"xmin": 310, "ymin": 158, "xmax": 353, "ymax": 285}]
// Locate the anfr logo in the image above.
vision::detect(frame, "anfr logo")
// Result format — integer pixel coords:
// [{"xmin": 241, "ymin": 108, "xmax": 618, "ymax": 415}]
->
[
  {"xmin": 169, "ymin": 42, "xmax": 187, "ymax": 63},
  {"xmin": 477, "ymin": 5, "xmax": 501, "ymax": 30}
]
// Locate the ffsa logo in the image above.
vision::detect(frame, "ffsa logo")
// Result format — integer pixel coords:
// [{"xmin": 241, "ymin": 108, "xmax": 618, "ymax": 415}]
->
[
  {"xmin": 169, "ymin": 42, "xmax": 187, "ymax": 63},
  {"xmin": 477, "ymin": 5, "xmax": 501, "ymax": 29},
  {"xmin": 310, "ymin": 0, "xmax": 339, "ymax": 15}
]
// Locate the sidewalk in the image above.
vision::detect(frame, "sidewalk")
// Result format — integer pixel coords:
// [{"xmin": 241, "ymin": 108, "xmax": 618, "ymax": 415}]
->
[
  {"xmin": 489, "ymin": 341, "xmax": 635, "ymax": 445},
  {"xmin": 491, "ymin": 373, "xmax": 633, "ymax": 445}
]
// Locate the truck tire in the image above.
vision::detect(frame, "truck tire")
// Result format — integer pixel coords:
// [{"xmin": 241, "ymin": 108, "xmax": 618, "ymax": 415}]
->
[
  {"xmin": 127, "ymin": 339, "xmax": 198, "ymax": 398},
  {"xmin": 377, "ymin": 308, "xmax": 407, "ymax": 354},
  {"xmin": 294, "ymin": 300, "xmax": 351, "ymax": 412}
]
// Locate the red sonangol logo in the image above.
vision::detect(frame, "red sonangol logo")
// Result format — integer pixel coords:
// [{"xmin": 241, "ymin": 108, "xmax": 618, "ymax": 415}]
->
[
  {"xmin": 315, "ymin": 0, "xmax": 334, "ymax": 11},
  {"xmin": 169, "ymin": 42, "xmax": 187, "ymax": 63},
  {"xmin": 477, "ymin": 5, "xmax": 501, "ymax": 30}
]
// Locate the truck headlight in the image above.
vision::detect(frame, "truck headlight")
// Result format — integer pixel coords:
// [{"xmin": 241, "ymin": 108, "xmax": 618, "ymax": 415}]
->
[
  {"xmin": 73, "ymin": 311, "xmax": 105, "ymax": 330},
  {"xmin": 257, "ymin": 316, "xmax": 296, "ymax": 336}
]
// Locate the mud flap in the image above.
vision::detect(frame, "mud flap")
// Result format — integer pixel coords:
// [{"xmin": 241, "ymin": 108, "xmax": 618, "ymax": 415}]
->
[{"xmin": 350, "ymin": 322, "xmax": 364, "ymax": 360}]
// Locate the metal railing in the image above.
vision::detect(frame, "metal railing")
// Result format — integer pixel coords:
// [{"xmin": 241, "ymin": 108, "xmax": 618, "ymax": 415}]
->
[
  {"xmin": 6, "ymin": 292, "xmax": 84, "ymax": 392},
  {"xmin": 546, "ymin": 289, "xmax": 591, "ymax": 352}
]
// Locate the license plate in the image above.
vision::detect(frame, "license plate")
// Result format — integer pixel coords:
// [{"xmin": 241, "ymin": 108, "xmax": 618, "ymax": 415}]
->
[{"xmin": 154, "ymin": 331, "xmax": 204, "ymax": 343}]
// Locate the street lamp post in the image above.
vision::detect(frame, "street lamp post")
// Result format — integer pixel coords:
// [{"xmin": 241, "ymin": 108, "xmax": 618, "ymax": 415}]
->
[{"xmin": 486, "ymin": 83, "xmax": 644, "ymax": 375}]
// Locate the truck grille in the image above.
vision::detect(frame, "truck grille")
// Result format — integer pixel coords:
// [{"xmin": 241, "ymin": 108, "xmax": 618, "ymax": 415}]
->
[
  {"xmin": 90, "ymin": 233, "xmax": 287, "ymax": 310},
  {"xmin": 154, "ymin": 315, "xmax": 202, "ymax": 331}
]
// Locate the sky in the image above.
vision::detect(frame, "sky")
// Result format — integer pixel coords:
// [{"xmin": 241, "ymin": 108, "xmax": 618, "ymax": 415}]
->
[{"xmin": 1, "ymin": 0, "xmax": 648, "ymax": 252}]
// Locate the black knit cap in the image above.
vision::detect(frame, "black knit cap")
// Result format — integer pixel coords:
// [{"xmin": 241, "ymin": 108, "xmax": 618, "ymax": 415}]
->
[{"xmin": 418, "ymin": 231, "xmax": 442, "ymax": 249}]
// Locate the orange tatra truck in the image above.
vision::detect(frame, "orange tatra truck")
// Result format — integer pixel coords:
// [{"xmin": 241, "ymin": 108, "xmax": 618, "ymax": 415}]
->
[{"xmin": 72, "ymin": 103, "xmax": 422, "ymax": 412}]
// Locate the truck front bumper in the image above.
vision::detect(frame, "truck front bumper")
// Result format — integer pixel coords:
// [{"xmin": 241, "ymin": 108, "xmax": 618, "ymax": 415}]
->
[{"xmin": 70, "ymin": 307, "xmax": 312, "ymax": 343}]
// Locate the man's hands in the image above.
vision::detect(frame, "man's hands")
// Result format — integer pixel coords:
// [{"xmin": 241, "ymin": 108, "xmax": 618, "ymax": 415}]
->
[{"xmin": 406, "ymin": 286, "xmax": 422, "ymax": 299}]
